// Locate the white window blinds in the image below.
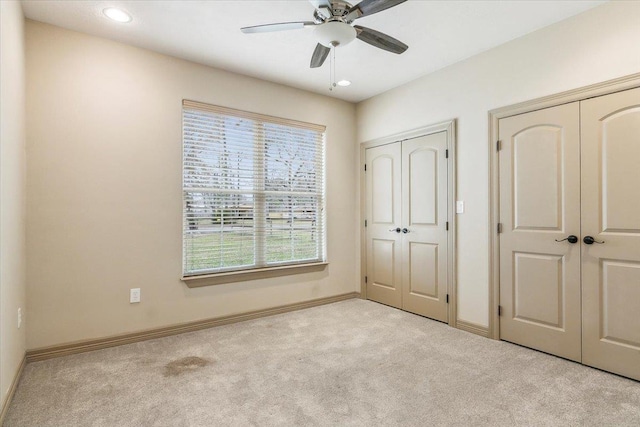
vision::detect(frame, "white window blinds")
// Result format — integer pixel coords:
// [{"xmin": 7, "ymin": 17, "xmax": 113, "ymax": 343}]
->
[{"xmin": 182, "ymin": 100, "xmax": 326, "ymax": 277}]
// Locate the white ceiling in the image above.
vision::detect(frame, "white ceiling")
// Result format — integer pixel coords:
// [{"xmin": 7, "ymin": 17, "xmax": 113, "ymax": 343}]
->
[{"xmin": 21, "ymin": 0, "xmax": 606, "ymax": 103}]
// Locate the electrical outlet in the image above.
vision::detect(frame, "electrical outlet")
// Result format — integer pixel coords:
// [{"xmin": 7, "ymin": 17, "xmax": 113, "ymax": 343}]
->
[
  {"xmin": 130, "ymin": 288, "xmax": 141, "ymax": 304},
  {"xmin": 18, "ymin": 308, "xmax": 22, "ymax": 329}
]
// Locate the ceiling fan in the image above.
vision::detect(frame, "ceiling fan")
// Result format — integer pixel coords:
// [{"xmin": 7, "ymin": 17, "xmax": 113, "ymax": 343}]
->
[{"xmin": 241, "ymin": 0, "xmax": 408, "ymax": 68}]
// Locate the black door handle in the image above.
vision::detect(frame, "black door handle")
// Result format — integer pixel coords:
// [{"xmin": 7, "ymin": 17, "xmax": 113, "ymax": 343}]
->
[
  {"xmin": 583, "ymin": 235, "xmax": 605, "ymax": 245},
  {"xmin": 555, "ymin": 235, "xmax": 578, "ymax": 244},
  {"xmin": 402, "ymin": 228, "xmax": 410, "ymax": 234}
]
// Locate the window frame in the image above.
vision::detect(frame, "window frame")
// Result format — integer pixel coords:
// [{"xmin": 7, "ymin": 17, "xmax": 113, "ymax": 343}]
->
[{"xmin": 181, "ymin": 100, "xmax": 327, "ymax": 285}]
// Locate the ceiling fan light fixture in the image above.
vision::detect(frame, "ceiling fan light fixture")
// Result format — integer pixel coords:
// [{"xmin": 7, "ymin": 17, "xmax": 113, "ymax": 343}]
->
[{"xmin": 314, "ymin": 21, "xmax": 357, "ymax": 48}]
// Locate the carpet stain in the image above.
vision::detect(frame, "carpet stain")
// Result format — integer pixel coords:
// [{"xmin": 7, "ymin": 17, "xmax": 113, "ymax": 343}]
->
[{"xmin": 164, "ymin": 356, "xmax": 211, "ymax": 377}]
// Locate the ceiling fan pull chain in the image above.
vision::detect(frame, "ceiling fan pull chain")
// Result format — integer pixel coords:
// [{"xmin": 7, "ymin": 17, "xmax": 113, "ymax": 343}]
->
[
  {"xmin": 329, "ymin": 45, "xmax": 335, "ymax": 91},
  {"xmin": 328, "ymin": 46, "xmax": 332, "ymax": 91},
  {"xmin": 332, "ymin": 45, "xmax": 337, "ymax": 89}
]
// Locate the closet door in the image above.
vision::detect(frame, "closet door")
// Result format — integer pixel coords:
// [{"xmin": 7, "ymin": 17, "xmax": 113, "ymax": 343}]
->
[
  {"xmin": 365, "ymin": 133, "xmax": 450, "ymax": 321},
  {"xmin": 365, "ymin": 143, "xmax": 402, "ymax": 308},
  {"xmin": 401, "ymin": 133, "xmax": 449, "ymax": 322},
  {"xmin": 498, "ymin": 103, "xmax": 582, "ymax": 362},
  {"xmin": 581, "ymin": 87, "xmax": 640, "ymax": 381}
]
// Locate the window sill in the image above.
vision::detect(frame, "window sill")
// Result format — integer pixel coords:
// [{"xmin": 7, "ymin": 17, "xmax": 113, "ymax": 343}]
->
[{"xmin": 181, "ymin": 262, "xmax": 328, "ymax": 288}]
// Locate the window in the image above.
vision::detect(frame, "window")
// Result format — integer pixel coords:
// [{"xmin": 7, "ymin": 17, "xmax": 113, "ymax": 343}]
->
[{"xmin": 182, "ymin": 100, "xmax": 326, "ymax": 278}]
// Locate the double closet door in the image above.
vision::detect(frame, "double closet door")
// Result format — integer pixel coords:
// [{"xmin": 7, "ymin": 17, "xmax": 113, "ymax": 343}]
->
[
  {"xmin": 499, "ymin": 87, "xmax": 640, "ymax": 381},
  {"xmin": 365, "ymin": 132, "xmax": 449, "ymax": 322}
]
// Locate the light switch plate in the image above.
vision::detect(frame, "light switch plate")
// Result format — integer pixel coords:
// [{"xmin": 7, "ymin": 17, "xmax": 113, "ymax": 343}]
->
[
  {"xmin": 130, "ymin": 288, "xmax": 141, "ymax": 303},
  {"xmin": 456, "ymin": 201, "xmax": 464, "ymax": 214}
]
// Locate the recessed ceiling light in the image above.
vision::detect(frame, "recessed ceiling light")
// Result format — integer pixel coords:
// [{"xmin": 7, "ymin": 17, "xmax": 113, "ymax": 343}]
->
[
  {"xmin": 337, "ymin": 80, "xmax": 351, "ymax": 87},
  {"xmin": 103, "ymin": 7, "xmax": 132, "ymax": 23}
]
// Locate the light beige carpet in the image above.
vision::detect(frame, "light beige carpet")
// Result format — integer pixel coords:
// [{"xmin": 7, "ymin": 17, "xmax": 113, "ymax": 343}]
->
[{"xmin": 4, "ymin": 299, "xmax": 640, "ymax": 426}]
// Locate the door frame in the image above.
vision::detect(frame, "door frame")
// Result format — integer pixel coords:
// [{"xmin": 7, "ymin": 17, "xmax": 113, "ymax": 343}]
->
[
  {"xmin": 488, "ymin": 72, "xmax": 640, "ymax": 340},
  {"xmin": 360, "ymin": 119, "xmax": 458, "ymax": 327}
]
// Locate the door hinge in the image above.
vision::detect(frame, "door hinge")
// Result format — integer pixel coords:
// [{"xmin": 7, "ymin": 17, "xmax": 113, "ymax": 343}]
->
[
  {"xmin": 445, "ymin": 149, "xmax": 449, "ymax": 158},
  {"xmin": 446, "ymin": 294, "xmax": 449, "ymax": 304},
  {"xmin": 498, "ymin": 305, "xmax": 502, "ymax": 316},
  {"xmin": 497, "ymin": 223, "xmax": 503, "ymax": 233},
  {"xmin": 365, "ymin": 219, "xmax": 368, "ymax": 227},
  {"xmin": 446, "ymin": 221, "xmax": 449, "ymax": 231},
  {"xmin": 364, "ymin": 164, "xmax": 367, "ymax": 172},
  {"xmin": 497, "ymin": 140, "xmax": 502, "ymax": 151},
  {"xmin": 365, "ymin": 276, "xmax": 368, "ymax": 283}
]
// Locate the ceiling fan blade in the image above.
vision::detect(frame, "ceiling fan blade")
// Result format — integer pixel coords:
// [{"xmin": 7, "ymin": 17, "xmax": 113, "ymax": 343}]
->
[
  {"xmin": 310, "ymin": 43, "xmax": 331, "ymax": 68},
  {"xmin": 241, "ymin": 22, "xmax": 315, "ymax": 34},
  {"xmin": 354, "ymin": 25, "xmax": 408, "ymax": 54},
  {"xmin": 346, "ymin": 0, "xmax": 407, "ymax": 21}
]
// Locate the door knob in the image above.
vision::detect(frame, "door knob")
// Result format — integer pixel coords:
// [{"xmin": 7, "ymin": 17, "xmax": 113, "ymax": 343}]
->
[
  {"xmin": 402, "ymin": 228, "xmax": 410, "ymax": 234},
  {"xmin": 583, "ymin": 235, "xmax": 605, "ymax": 245},
  {"xmin": 389, "ymin": 227, "xmax": 401, "ymax": 233},
  {"xmin": 555, "ymin": 235, "xmax": 578, "ymax": 244}
]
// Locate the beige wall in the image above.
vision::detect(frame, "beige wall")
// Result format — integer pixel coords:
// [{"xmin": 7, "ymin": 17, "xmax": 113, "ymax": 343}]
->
[
  {"xmin": 357, "ymin": 1, "xmax": 640, "ymax": 327},
  {"xmin": 1, "ymin": 0, "xmax": 27, "ymax": 405},
  {"xmin": 25, "ymin": 21, "xmax": 358, "ymax": 349},
  {"xmin": 23, "ymin": 1, "xmax": 640, "ymax": 349}
]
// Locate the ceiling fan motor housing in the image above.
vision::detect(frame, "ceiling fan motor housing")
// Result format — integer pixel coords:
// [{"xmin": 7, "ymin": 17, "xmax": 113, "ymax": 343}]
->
[{"xmin": 329, "ymin": 1, "xmax": 353, "ymax": 18}]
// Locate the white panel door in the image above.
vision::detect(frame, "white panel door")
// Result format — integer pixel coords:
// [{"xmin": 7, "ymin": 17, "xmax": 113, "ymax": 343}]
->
[
  {"xmin": 581, "ymin": 87, "xmax": 640, "ymax": 381},
  {"xmin": 498, "ymin": 103, "xmax": 582, "ymax": 362},
  {"xmin": 365, "ymin": 133, "xmax": 449, "ymax": 321},
  {"xmin": 401, "ymin": 133, "xmax": 449, "ymax": 322},
  {"xmin": 365, "ymin": 143, "xmax": 402, "ymax": 308}
]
